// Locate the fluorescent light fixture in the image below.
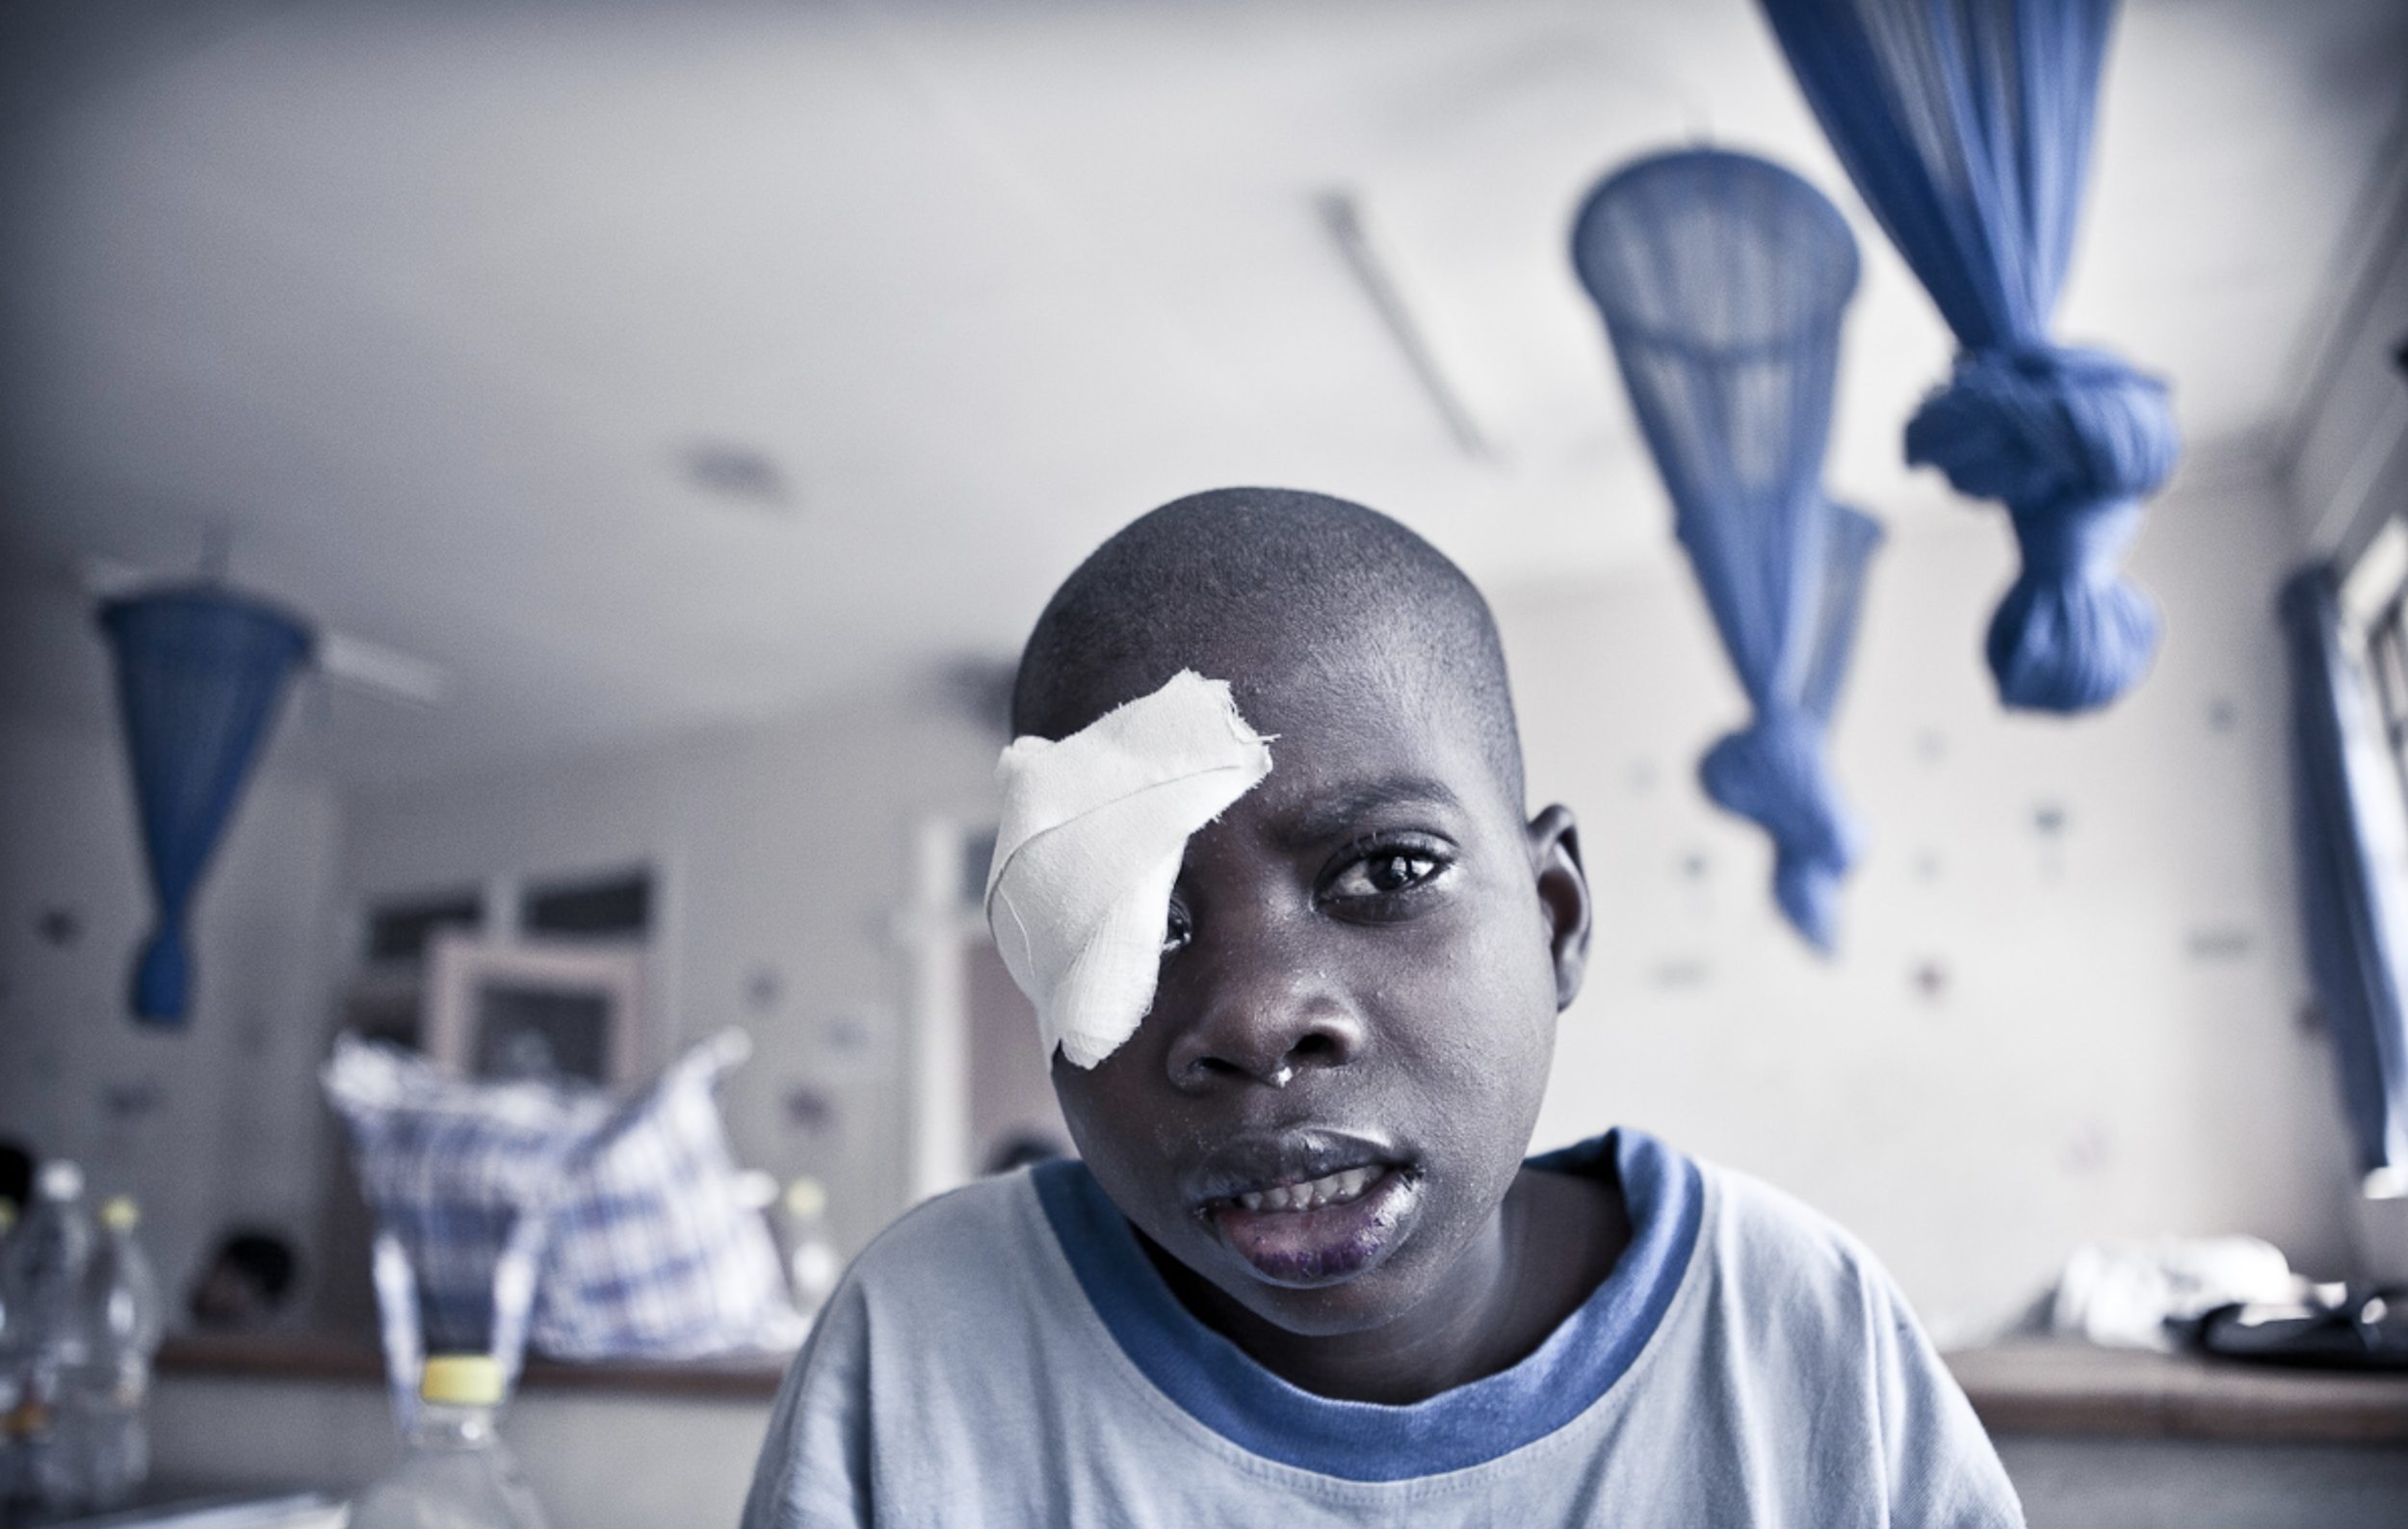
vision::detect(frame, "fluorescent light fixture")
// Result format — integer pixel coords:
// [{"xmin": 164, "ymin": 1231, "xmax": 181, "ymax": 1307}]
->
[
  {"xmin": 318, "ymin": 630, "xmax": 450, "ymax": 707},
  {"xmin": 1316, "ymin": 189, "xmax": 1496, "ymax": 461}
]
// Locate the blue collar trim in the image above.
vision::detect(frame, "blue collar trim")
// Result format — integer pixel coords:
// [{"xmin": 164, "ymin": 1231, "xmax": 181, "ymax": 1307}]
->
[{"xmin": 1033, "ymin": 1128, "xmax": 1702, "ymax": 1481}]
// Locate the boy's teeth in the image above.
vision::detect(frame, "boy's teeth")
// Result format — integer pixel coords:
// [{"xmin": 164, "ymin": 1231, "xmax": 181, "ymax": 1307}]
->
[{"xmin": 1234, "ymin": 1165, "xmax": 1383, "ymax": 1214}]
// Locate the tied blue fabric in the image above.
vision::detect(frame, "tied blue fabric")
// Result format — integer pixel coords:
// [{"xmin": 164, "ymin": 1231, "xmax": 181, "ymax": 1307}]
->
[
  {"xmin": 1907, "ymin": 345, "xmax": 2174, "ymax": 709},
  {"xmin": 1572, "ymin": 149, "xmax": 1881, "ymax": 950},
  {"xmin": 98, "ymin": 587, "xmax": 311, "ymax": 1025},
  {"xmin": 1760, "ymin": 0, "xmax": 2178, "ymax": 714}
]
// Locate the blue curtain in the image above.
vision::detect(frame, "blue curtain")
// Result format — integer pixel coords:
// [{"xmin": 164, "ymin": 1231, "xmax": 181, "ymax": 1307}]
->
[
  {"xmin": 98, "ymin": 588, "xmax": 312, "ymax": 1026},
  {"xmin": 1573, "ymin": 148, "xmax": 1882, "ymax": 950},
  {"xmin": 1759, "ymin": 0, "xmax": 2179, "ymax": 713},
  {"xmin": 2280, "ymin": 569, "xmax": 2408, "ymax": 1173}
]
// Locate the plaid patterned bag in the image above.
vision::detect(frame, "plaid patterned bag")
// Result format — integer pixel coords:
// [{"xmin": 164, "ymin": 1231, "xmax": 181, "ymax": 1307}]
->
[
  {"xmin": 324, "ymin": 1034, "xmax": 609, "ymax": 1356},
  {"xmin": 326, "ymin": 1028, "xmax": 805, "ymax": 1373},
  {"xmin": 531, "ymin": 1028, "xmax": 806, "ymax": 1359}
]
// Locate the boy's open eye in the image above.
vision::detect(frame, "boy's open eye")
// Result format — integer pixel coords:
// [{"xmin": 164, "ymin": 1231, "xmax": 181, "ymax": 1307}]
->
[
  {"xmin": 1162, "ymin": 896, "xmax": 1194, "ymax": 957},
  {"xmin": 1321, "ymin": 836, "xmax": 1451, "ymax": 908}
]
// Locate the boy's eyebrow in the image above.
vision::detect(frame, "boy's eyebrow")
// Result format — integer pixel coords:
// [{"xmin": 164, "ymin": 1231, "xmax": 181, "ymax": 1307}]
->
[{"xmin": 1276, "ymin": 777, "xmax": 1463, "ymax": 848}]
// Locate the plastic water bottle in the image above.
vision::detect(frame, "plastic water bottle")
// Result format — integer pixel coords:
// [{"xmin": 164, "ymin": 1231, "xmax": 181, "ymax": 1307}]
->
[
  {"xmin": 82, "ymin": 1195, "xmax": 165, "ymax": 1508},
  {"xmin": 0, "ymin": 1160, "xmax": 98, "ymax": 1515},
  {"xmin": 781, "ymin": 1177, "xmax": 842, "ymax": 1323},
  {"xmin": 348, "ymin": 1355, "xmax": 553, "ymax": 1529}
]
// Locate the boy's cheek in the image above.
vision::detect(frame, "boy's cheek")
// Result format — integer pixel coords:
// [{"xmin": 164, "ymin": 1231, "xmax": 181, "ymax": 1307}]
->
[{"xmin": 1049, "ymin": 1055, "xmax": 1182, "ymax": 1190}]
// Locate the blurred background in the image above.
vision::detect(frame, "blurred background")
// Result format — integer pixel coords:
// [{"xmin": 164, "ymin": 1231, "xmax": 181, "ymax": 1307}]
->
[{"xmin": 1, "ymin": 0, "xmax": 2406, "ymax": 1518}]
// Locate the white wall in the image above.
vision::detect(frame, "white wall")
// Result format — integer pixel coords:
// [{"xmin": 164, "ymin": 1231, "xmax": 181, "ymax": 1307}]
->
[
  {"xmin": 12, "ymin": 459, "xmax": 2348, "ymax": 1345},
  {"xmin": 1508, "ymin": 461, "xmax": 2358, "ymax": 1338},
  {"xmin": 2287, "ymin": 157, "xmax": 2407, "ymax": 564},
  {"xmin": 336, "ymin": 684, "xmax": 1002, "ymax": 1260},
  {"xmin": 6, "ymin": 459, "xmax": 2359, "ymax": 1348},
  {"xmin": 332, "ymin": 461, "xmax": 2361, "ymax": 1337},
  {"xmin": 0, "ymin": 707, "xmax": 342, "ymax": 1309}
]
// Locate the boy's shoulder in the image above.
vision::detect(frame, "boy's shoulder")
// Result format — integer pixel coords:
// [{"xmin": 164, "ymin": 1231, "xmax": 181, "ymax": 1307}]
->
[
  {"xmin": 1688, "ymin": 1154, "xmax": 1921, "ymax": 1332},
  {"xmin": 1698, "ymin": 1156, "xmax": 1888, "ymax": 1279},
  {"xmin": 790, "ymin": 1168, "xmax": 1086, "ymax": 1396},
  {"xmin": 1657, "ymin": 1149, "xmax": 1985, "ymax": 1441},
  {"xmin": 1531, "ymin": 1129, "xmax": 1912, "ymax": 1355},
  {"xmin": 841, "ymin": 1168, "xmax": 1051, "ymax": 1295}
]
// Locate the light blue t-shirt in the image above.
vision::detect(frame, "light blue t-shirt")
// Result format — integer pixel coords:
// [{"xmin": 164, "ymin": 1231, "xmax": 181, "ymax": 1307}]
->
[{"xmin": 741, "ymin": 1129, "xmax": 2023, "ymax": 1527}]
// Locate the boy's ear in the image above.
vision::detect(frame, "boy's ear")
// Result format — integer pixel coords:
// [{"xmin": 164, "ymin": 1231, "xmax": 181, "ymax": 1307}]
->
[{"xmin": 1526, "ymin": 804, "xmax": 1591, "ymax": 1012}]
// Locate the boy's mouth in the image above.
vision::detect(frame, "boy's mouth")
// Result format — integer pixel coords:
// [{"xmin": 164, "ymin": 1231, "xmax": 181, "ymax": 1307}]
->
[
  {"xmin": 1229, "ymin": 1163, "xmax": 1385, "ymax": 1214},
  {"xmin": 1202, "ymin": 1161, "xmax": 1417, "ymax": 1285}
]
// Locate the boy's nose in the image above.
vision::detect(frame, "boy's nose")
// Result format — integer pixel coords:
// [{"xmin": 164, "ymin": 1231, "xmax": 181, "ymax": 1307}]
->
[{"xmin": 1161, "ymin": 935, "xmax": 1365, "ymax": 1091}]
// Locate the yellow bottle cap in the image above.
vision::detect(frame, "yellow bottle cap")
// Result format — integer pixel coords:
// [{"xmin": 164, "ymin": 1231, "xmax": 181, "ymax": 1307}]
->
[
  {"xmin": 420, "ymin": 1355, "xmax": 504, "ymax": 1407},
  {"xmin": 100, "ymin": 1196, "xmax": 141, "ymax": 1231}
]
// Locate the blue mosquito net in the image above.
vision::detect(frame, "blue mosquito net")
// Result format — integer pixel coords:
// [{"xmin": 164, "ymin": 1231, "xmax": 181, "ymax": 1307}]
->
[
  {"xmin": 1759, "ymin": 0, "xmax": 2178, "ymax": 713},
  {"xmin": 98, "ymin": 587, "xmax": 311, "ymax": 1026},
  {"xmin": 1573, "ymin": 148, "xmax": 1883, "ymax": 950}
]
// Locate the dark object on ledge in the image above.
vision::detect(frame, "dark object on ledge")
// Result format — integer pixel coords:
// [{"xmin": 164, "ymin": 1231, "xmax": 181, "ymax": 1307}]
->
[
  {"xmin": 0, "ymin": 1139, "xmax": 32, "ymax": 1211},
  {"xmin": 2197, "ymin": 1289, "xmax": 2408, "ymax": 1371},
  {"xmin": 189, "ymin": 1230, "xmax": 300, "ymax": 1332},
  {"xmin": 983, "ymin": 1129, "xmax": 1069, "ymax": 1176}
]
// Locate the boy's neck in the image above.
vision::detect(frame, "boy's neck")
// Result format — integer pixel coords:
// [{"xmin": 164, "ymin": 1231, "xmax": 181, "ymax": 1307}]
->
[{"xmin": 1142, "ymin": 1164, "xmax": 1631, "ymax": 1406}]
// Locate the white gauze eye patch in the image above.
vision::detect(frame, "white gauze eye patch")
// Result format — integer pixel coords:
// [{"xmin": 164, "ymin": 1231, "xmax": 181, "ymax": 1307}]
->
[{"xmin": 984, "ymin": 670, "xmax": 1273, "ymax": 1069}]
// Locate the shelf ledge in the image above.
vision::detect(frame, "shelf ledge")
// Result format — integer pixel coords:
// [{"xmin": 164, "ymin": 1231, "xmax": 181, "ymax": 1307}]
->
[
  {"xmin": 156, "ymin": 1332, "xmax": 791, "ymax": 1402},
  {"xmin": 1947, "ymin": 1340, "xmax": 2408, "ymax": 1443}
]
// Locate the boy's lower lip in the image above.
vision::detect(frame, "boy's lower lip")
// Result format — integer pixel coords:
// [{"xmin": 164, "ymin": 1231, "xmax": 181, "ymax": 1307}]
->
[{"xmin": 1204, "ymin": 1163, "xmax": 1416, "ymax": 1284}]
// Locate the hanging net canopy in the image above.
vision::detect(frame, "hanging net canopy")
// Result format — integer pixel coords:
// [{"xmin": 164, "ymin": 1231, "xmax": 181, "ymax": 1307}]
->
[
  {"xmin": 1572, "ymin": 147, "xmax": 1883, "ymax": 950},
  {"xmin": 1759, "ymin": 0, "xmax": 2179, "ymax": 713},
  {"xmin": 98, "ymin": 586, "xmax": 312, "ymax": 1026}
]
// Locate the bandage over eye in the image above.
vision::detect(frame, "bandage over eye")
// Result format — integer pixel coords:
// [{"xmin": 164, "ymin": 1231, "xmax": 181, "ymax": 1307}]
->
[{"xmin": 984, "ymin": 670, "xmax": 1274, "ymax": 1068}]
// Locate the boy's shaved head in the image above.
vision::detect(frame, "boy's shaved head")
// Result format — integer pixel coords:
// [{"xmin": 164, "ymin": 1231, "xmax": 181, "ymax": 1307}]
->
[
  {"xmin": 1015, "ymin": 487, "xmax": 1600, "ymax": 1391},
  {"xmin": 1011, "ymin": 488, "xmax": 1524, "ymax": 805}
]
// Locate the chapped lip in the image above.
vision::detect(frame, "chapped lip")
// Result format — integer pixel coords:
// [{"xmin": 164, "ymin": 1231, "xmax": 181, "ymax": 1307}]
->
[{"xmin": 1183, "ymin": 1129, "xmax": 1410, "ymax": 1209}]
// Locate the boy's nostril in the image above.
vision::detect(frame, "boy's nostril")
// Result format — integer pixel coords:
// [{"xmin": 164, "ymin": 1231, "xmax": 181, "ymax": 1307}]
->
[{"xmin": 1177, "ymin": 1032, "xmax": 1345, "ymax": 1090}]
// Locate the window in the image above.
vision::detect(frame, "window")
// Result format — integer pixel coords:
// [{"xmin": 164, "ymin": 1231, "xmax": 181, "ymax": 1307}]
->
[
  {"xmin": 2347, "ymin": 515, "xmax": 2408, "ymax": 804},
  {"xmin": 2369, "ymin": 593, "xmax": 2408, "ymax": 798},
  {"xmin": 364, "ymin": 890, "xmax": 483, "ymax": 963},
  {"xmin": 522, "ymin": 870, "xmax": 651, "ymax": 937},
  {"xmin": 424, "ymin": 932, "xmax": 643, "ymax": 1088}
]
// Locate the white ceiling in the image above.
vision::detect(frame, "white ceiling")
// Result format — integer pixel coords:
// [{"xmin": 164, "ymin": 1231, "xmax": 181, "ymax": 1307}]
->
[{"xmin": 2, "ymin": 0, "xmax": 2402, "ymax": 783}]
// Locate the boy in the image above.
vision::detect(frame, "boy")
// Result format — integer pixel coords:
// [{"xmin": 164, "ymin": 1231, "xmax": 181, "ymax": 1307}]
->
[{"xmin": 743, "ymin": 488, "xmax": 2021, "ymax": 1526}]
